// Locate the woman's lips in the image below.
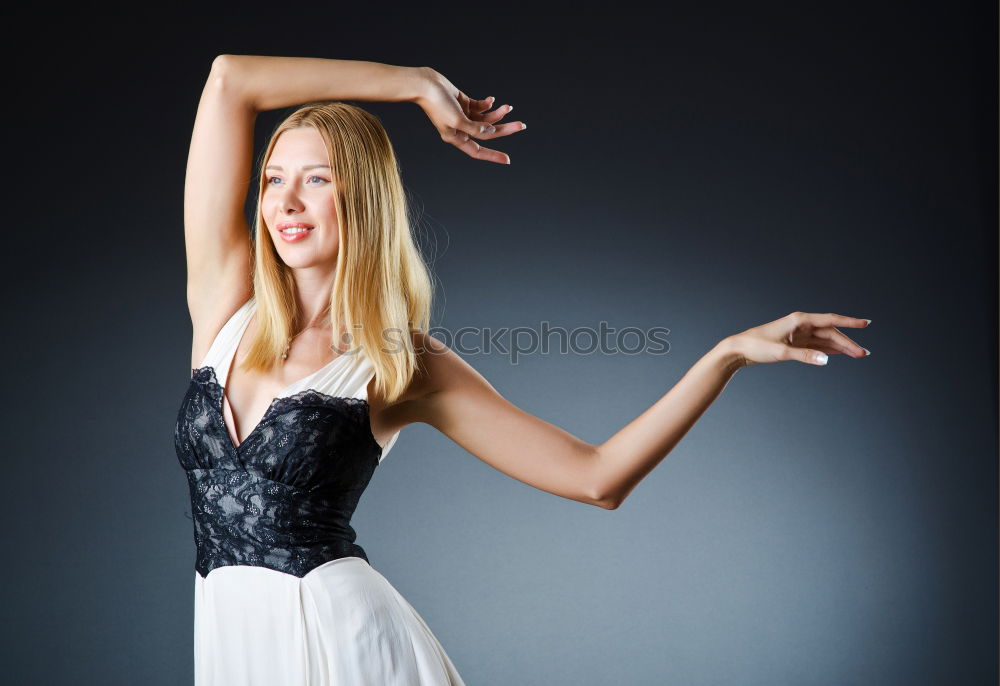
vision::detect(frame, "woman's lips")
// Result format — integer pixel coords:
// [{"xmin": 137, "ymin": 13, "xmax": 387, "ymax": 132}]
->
[{"xmin": 278, "ymin": 227, "xmax": 314, "ymax": 243}]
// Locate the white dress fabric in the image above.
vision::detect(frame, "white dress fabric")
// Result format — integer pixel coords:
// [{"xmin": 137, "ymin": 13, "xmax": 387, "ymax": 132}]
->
[{"xmin": 177, "ymin": 297, "xmax": 466, "ymax": 685}]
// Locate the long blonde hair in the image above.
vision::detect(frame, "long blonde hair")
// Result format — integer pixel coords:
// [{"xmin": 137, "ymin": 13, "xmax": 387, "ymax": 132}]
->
[{"xmin": 239, "ymin": 101, "xmax": 434, "ymax": 406}]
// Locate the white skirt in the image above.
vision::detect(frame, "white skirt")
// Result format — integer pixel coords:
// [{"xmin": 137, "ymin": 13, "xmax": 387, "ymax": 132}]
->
[{"xmin": 194, "ymin": 557, "xmax": 466, "ymax": 685}]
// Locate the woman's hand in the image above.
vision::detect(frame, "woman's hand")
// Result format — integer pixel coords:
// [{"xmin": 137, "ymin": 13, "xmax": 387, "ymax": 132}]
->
[
  {"xmin": 727, "ymin": 312, "xmax": 871, "ymax": 369},
  {"xmin": 413, "ymin": 67, "xmax": 526, "ymax": 165}
]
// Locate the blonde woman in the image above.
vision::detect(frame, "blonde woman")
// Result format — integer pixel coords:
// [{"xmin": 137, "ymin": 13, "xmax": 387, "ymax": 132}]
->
[{"xmin": 175, "ymin": 54, "xmax": 871, "ymax": 685}]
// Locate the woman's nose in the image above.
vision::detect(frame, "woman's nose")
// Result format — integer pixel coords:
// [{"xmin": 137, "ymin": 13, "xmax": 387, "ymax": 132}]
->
[{"xmin": 280, "ymin": 191, "xmax": 304, "ymax": 213}]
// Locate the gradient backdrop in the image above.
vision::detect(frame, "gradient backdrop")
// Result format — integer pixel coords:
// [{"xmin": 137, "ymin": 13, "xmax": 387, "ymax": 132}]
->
[{"xmin": 4, "ymin": 3, "xmax": 997, "ymax": 685}]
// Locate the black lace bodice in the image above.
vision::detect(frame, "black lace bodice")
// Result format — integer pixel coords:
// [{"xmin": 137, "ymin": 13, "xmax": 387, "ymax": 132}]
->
[{"xmin": 175, "ymin": 366, "xmax": 382, "ymax": 578}]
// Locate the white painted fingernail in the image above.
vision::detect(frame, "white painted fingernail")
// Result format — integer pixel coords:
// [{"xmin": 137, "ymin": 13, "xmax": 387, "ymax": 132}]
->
[
  {"xmin": 864, "ymin": 319, "xmax": 871, "ymax": 325},
  {"xmin": 816, "ymin": 353, "xmax": 828, "ymax": 365},
  {"xmin": 863, "ymin": 348, "xmax": 871, "ymax": 356}
]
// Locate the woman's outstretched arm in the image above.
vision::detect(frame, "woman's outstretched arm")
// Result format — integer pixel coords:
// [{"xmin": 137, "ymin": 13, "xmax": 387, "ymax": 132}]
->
[{"xmin": 402, "ymin": 312, "xmax": 870, "ymax": 510}]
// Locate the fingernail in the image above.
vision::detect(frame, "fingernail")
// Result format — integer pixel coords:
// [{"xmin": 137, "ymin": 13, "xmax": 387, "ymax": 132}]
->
[
  {"xmin": 864, "ymin": 319, "xmax": 871, "ymax": 325},
  {"xmin": 521, "ymin": 122, "xmax": 527, "ymax": 130},
  {"xmin": 816, "ymin": 352, "xmax": 828, "ymax": 365},
  {"xmin": 863, "ymin": 348, "xmax": 871, "ymax": 356},
  {"xmin": 507, "ymin": 105, "xmax": 514, "ymax": 112}
]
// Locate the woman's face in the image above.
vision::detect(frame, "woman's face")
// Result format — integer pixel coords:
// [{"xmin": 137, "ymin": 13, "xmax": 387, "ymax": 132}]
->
[{"xmin": 261, "ymin": 127, "xmax": 340, "ymax": 269}]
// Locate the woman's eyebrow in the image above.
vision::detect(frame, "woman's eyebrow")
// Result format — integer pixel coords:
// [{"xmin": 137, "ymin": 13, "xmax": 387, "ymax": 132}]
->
[{"xmin": 264, "ymin": 164, "xmax": 332, "ymax": 171}]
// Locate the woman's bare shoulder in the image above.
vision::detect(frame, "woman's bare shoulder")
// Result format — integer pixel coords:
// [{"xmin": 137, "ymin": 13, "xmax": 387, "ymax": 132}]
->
[
  {"xmin": 367, "ymin": 330, "xmax": 457, "ymax": 417},
  {"xmin": 379, "ymin": 331, "xmax": 486, "ymax": 408}
]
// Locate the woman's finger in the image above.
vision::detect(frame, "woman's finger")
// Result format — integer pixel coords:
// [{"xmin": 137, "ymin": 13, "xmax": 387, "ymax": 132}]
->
[
  {"xmin": 811, "ymin": 327, "xmax": 870, "ymax": 357},
  {"xmin": 456, "ymin": 108, "xmax": 525, "ymax": 138},
  {"xmin": 479, "ymin": 104, "xmax": 515, "ymax": 124},
  {"xmin": 456, "ymin": 117, "xmax": 497, "ymax": 137},
  {"xmin": 476, "ymin": 120, "xmax": 526, "ymax": 139},
  {"xmin": 800, "ymin": 335, "xmax": 855, "ymax": 357},
  {"xmin": 809, "ymin": 313, "xmax": 871, "ymax": 329},
  {"xmin": 455, "ymin": 138, "xmax": 509, "ymax": 164},
  {"xmin": 765, "ymin": 340, "xmax": 829, "ymax": 366},
  {"xmin": 474, "ymin": 96, "xmax": 496, "ymax": 114},
  {"xmin": 442, "ymin": 129, "xmax": 510, "ymax": 164},
  {"xmin": 794, "ymin": 345, "xmax": 831, "ymax": 366},
  {"xmin": 446, "ymin": 116, "xmax": 524, "ymax": 143}
]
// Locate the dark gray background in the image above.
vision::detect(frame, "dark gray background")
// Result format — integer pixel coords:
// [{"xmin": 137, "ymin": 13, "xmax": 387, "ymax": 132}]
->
[{"xmin": 3, "ymin": 2, "xmax": 996, "ymax": 684}]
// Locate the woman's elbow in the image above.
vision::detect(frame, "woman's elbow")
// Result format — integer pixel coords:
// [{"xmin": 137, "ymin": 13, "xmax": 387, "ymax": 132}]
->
[
  {"xmin": 585, "ymin": 481, "xmax": 623, "ymax": 510},
  {"xmin": 593, "ymin": 492, "xmax": 623, "ymax": 510},
  {"xmin": 586, "ymin": 447, "xmax": 623, "ymax": 510}
]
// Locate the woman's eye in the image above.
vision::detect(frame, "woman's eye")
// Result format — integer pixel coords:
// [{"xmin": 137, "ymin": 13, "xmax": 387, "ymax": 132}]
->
[{"xmin": 265, "ymin": 176, "xmax": 326, "ymax": 185}]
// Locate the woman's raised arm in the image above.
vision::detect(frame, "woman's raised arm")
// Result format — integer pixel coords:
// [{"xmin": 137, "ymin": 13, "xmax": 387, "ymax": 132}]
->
[
  {"xmin": 217, "ymin": 54, "xmax": 425, "ymax": 111},
  {"xmin": 220, "ymin": 55, "xmax": 525, "ymax": 164},
  {"xmin": 184, "ymin": 56, "xmax": 258, "ymax": 367}
]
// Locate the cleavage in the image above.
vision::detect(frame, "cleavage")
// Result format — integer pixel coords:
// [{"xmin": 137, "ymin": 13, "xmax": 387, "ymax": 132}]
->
[{"xmin": 223, "ymin": 329, "xmax": 340, "ymax": 449}]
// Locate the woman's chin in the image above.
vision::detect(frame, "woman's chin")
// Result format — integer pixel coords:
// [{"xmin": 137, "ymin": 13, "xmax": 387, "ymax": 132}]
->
[{"xmin": 278, "ymin": 251, "xmax": 339, "ymax": 270}]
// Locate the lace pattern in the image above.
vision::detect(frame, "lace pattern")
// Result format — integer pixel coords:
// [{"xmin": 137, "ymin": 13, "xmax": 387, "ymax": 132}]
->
[{"xmin": 175, "ymin": 366, "xmax": 382, "ymax": 578}]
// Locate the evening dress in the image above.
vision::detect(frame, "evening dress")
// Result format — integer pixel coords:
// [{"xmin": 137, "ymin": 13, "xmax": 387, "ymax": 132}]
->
[{"xmin": 174, "ymin": 296, "xmax": 466, "ymax": 685}]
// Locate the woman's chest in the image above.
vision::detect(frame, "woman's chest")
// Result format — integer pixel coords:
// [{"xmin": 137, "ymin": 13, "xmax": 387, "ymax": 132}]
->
[{"xmin": 175, "ymin": 367, "xmax": 381, "ymax": 494}]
